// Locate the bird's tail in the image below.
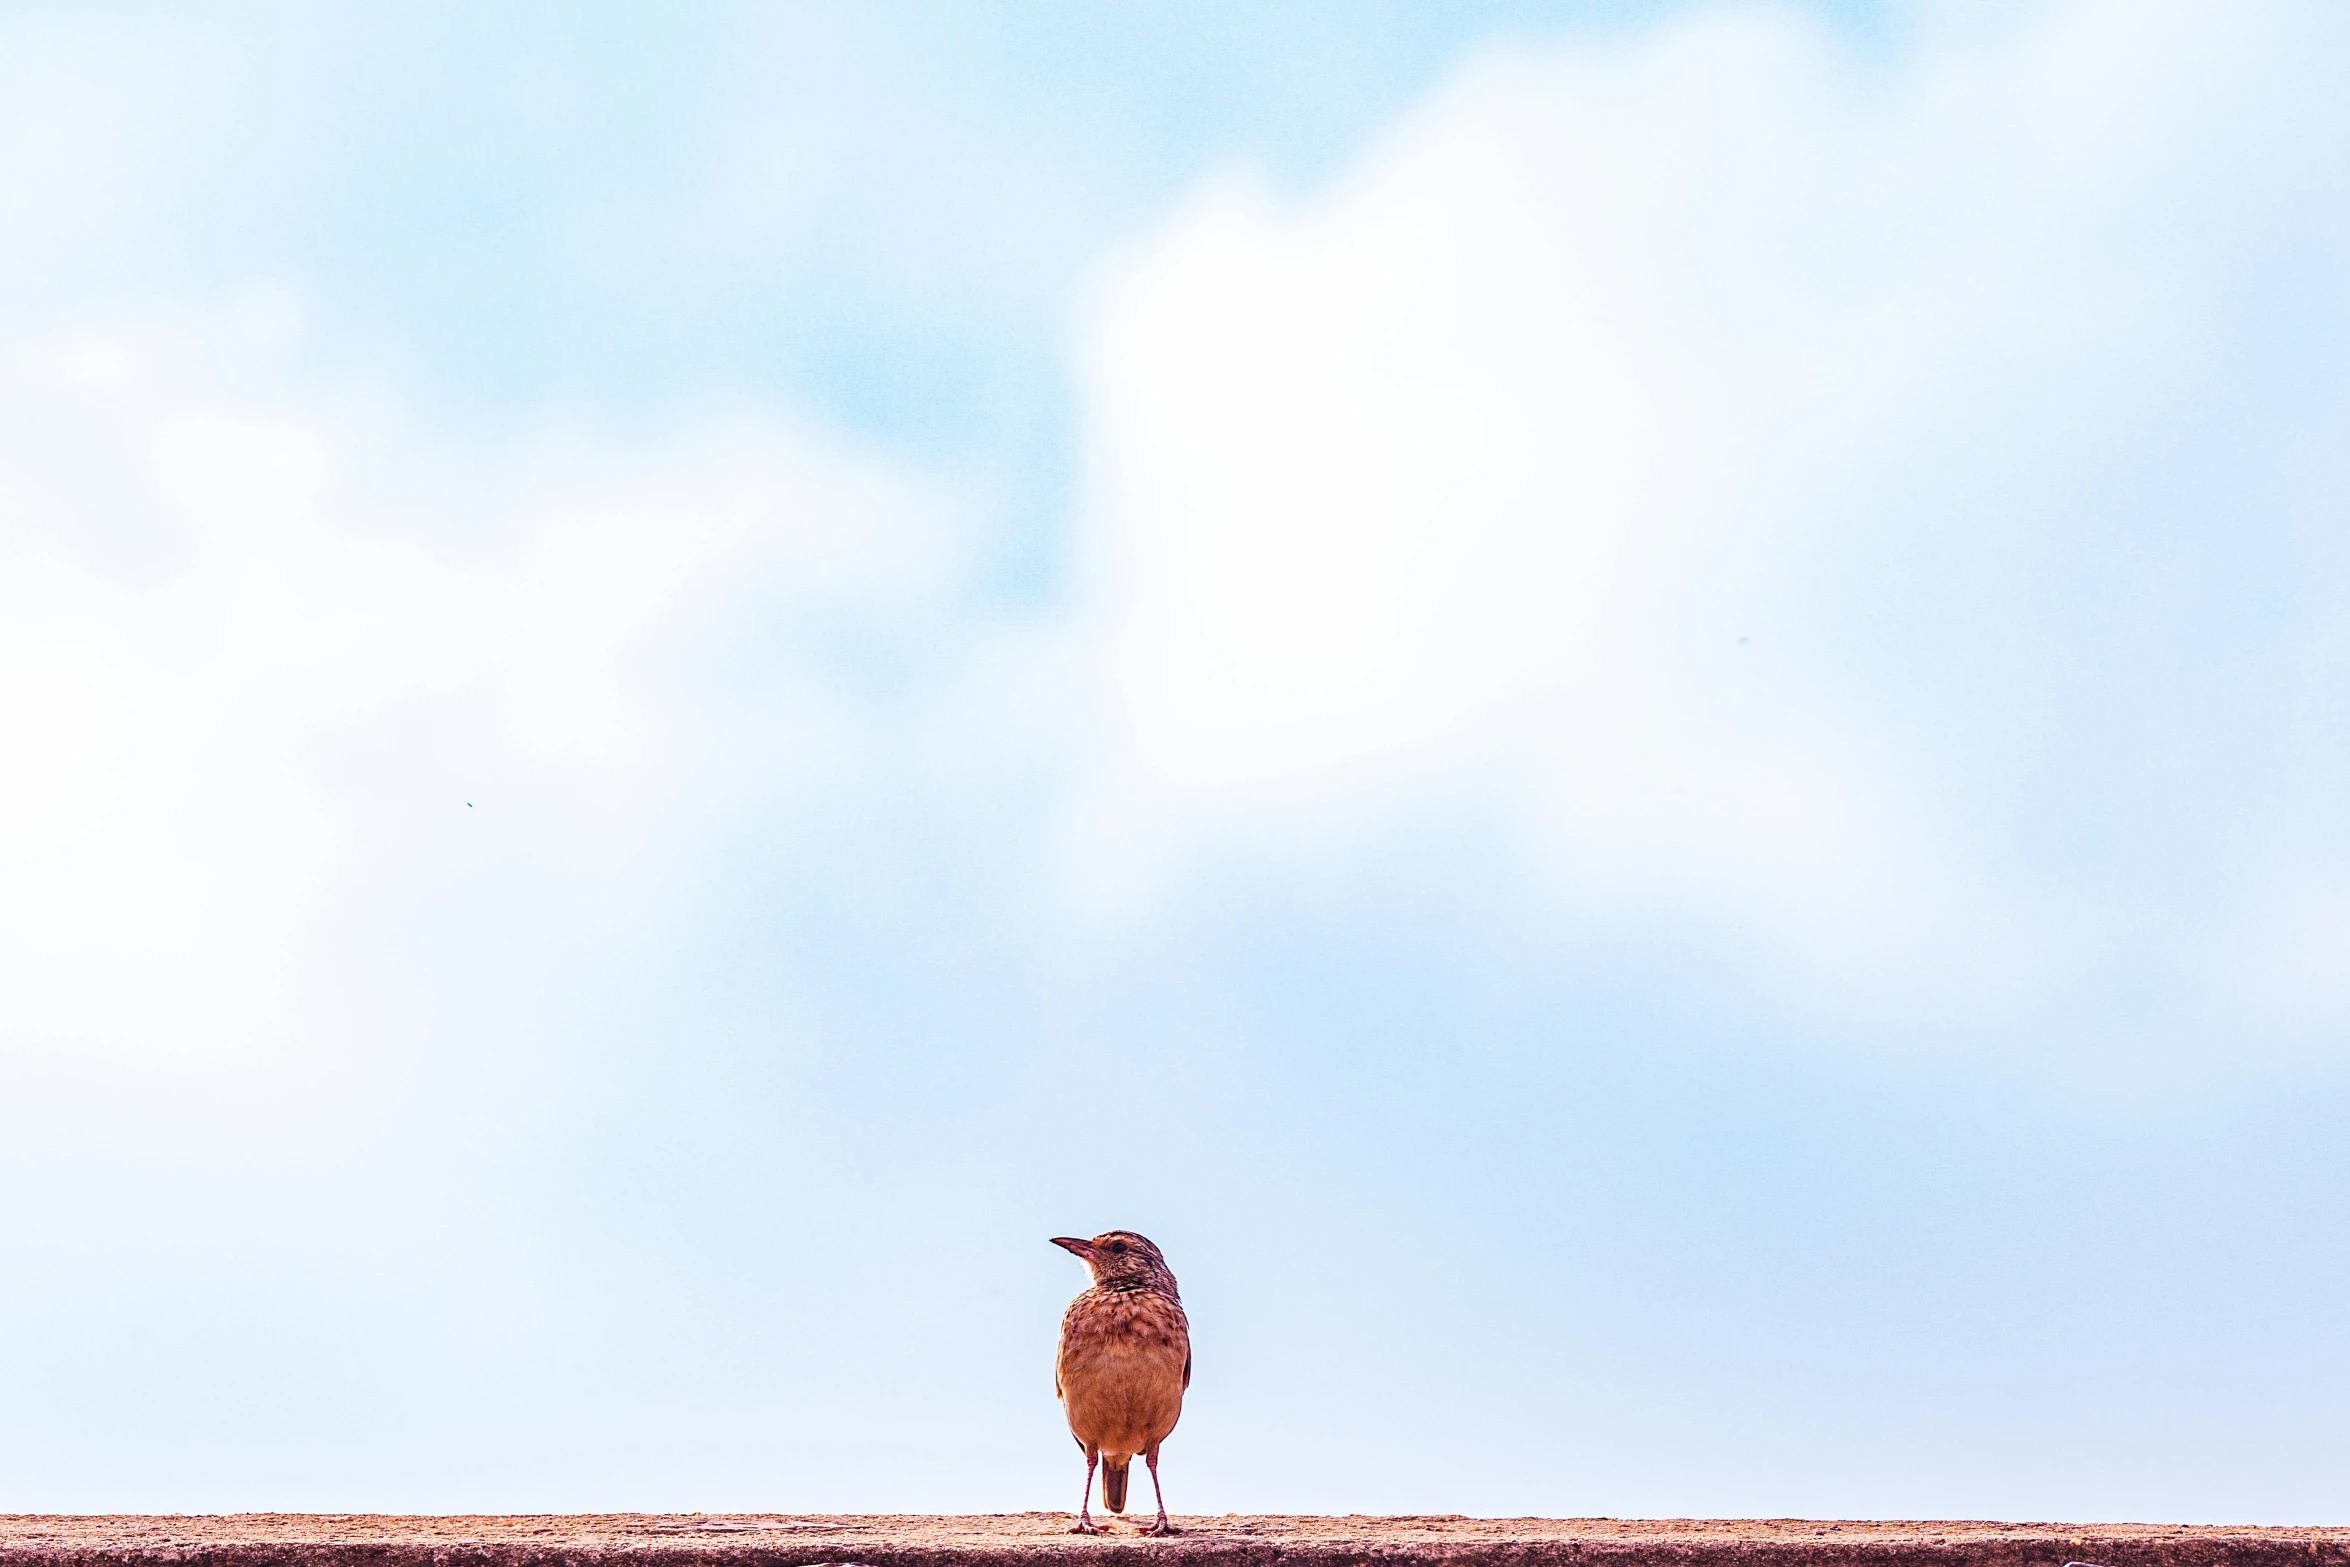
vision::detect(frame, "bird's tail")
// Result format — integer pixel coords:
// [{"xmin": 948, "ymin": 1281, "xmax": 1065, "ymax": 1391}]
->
[{"xmin": 1101, "ymin": 1459, "xmax": 1129, "ymax": 1514}]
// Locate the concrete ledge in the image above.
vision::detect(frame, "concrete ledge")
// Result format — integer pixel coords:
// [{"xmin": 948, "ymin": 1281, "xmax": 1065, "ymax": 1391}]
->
[{"xmin": 1, "ymin": 1517, "xmax": 2345, "ymax": 1567}]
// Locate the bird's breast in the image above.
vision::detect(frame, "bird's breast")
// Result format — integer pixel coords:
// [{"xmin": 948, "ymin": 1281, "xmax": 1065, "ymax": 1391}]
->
[
  {"xmin": 1055, "ymin": 1287, "xmax": 1189, "ymax": 1455},
  {"xmin": 1058, "ymin": 1287, "xmax": 1189, "ymax": 1362}
]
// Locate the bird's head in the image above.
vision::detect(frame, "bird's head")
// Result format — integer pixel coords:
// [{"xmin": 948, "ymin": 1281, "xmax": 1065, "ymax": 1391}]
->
[{"xmin": 1051, "ymin": 1230, "xmax": 1178, "ymax": 1297}]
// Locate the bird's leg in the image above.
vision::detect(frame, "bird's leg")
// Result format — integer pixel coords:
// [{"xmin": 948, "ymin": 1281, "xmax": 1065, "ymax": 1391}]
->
[
  {"xmin": 1071, "ymin": 1449, "xmax": 1107, "ymax": 1535},
  {"xmin": 1141, "ymin": 1446, "xmax": 1179, "ymax": 1536}
]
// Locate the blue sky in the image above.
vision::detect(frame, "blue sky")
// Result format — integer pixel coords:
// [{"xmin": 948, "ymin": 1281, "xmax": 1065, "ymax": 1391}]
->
[{"xmin": 4, "ymin": 0, "xmax": 2350, "ymax": 1525}]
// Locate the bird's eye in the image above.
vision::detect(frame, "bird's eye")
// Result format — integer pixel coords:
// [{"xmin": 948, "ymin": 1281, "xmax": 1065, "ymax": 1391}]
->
[{"xmin": 1108, "ymin": 1241, "xmax": 1127, "ymax": 1254}]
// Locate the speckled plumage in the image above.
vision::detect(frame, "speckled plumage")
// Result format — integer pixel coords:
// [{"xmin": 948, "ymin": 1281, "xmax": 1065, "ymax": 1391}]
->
[{"xmin": 1050, "ymin": 1230, "xmax": 1190, "ymax": 1536}]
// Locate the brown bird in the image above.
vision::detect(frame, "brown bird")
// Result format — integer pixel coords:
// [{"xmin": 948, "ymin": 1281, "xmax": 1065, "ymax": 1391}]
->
[{"xmin": 1051, "ymin": 1230, "xmax": 1190, "ymax": 1536}]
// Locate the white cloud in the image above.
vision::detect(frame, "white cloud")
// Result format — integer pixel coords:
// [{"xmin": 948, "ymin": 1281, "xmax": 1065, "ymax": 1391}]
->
[
  {"xmin": 7, "ymin": 0, "xmax": 2348, "ymax": 1128},
  {"xmin": 0, "ymin": 302, "xmax": 959, "ymax": 1084},
  {"xmin": 1067, "ymin": 0, "xmax": 2350, "ymax": 1041}
]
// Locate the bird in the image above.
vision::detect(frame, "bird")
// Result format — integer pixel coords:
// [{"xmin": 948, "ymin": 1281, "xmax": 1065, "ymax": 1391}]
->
[{"xmin": 1051, "ymin": 1230, "xmax": 1190, "ymax": 1536}]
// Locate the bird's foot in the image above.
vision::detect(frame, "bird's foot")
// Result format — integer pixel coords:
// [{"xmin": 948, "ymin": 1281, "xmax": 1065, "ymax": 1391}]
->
[
  {"xmin": 1069, "ymin": 1520, "xmax": 1108, "ymax": 1536},
  {"xmin": 1143, "ymin": 1521, "xmax": 1182, "ymax": 1537}
]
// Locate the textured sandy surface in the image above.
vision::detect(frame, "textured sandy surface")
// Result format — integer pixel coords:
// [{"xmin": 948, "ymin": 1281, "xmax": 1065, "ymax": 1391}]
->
[{"xmin": 0, "ymin": 1516, "xmax": 2345, "ymax": 1567}]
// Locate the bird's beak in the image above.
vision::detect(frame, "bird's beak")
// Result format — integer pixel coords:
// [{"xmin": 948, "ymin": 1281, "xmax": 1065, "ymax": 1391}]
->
[{"xmin": 1050, "ymin": 1236, "xmax": 1096, "ymax": 1260}]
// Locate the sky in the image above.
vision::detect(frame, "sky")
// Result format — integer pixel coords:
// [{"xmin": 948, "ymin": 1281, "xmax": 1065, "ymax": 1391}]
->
[{"xmin": 3, "ymin": 0, "xmax": 2350, "ymax": 1526}]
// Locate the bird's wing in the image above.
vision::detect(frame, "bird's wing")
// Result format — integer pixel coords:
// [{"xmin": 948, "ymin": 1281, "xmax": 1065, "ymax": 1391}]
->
[{"xmin": 1183, "ymin": 1349, "xmax": 1192, "ymax": 1390}]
